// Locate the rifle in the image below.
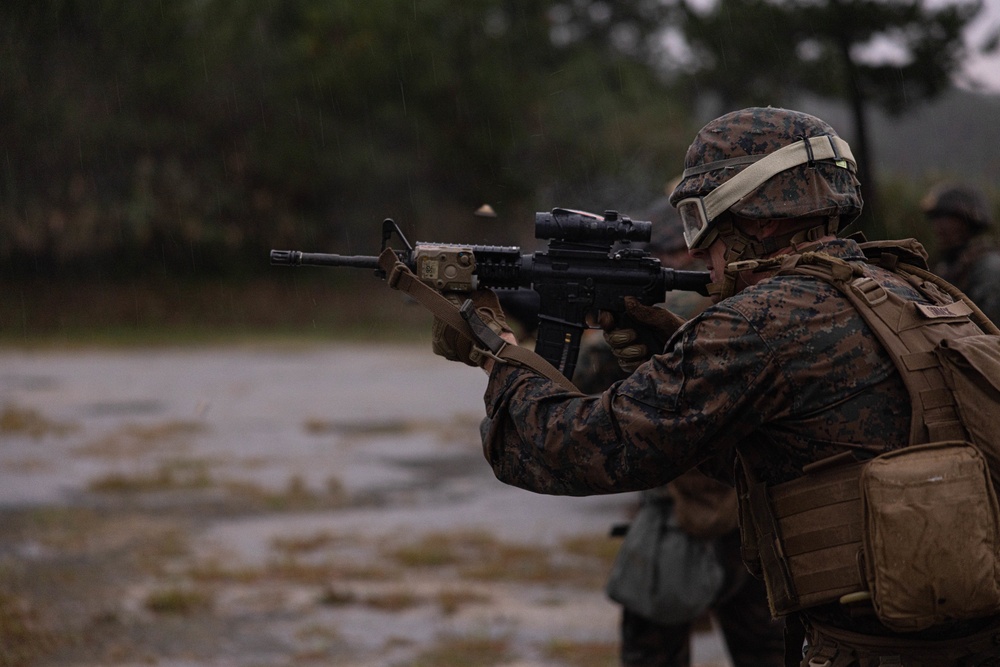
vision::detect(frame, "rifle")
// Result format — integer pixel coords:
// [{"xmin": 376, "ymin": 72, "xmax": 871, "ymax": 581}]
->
[{"xmin": 270, "ymin": 208, "xmax": 710, "ymax": 380}]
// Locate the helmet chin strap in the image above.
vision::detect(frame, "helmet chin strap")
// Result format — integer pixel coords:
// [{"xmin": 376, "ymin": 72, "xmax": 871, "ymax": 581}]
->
[{"xmin": 707, "ymin": 216, "xmax": 838, "ymax": 300}]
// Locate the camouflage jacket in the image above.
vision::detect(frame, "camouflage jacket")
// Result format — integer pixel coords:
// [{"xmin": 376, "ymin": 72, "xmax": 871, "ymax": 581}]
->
[
  {"xmin": 572, "ymin": 293, "xmax": 738, "ymax": 538},
  {"xmin": 934, "ymin": 235, "xmax": 1000, "ymax": 328},
  {"xmin": 480, "ymin": 237, "xmax": 920, "ymax": 493}
]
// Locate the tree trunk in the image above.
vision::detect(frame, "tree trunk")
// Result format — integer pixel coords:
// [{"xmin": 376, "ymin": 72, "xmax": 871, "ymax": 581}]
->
[{"xmin": 835, "ymin": 22, "xmax": 885, "ymax": 239}]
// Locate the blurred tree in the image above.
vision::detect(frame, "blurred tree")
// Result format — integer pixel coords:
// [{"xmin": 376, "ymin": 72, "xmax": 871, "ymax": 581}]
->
[
  {"xmin": 0, "ymin": 0, "xmax": 694, "ymax": 276},
  {"xmin": 672, "ymin": 0, "xmax": 990, "ymax": 239},
  {"xmin": 243, "ymin": 0, "xmax": 691, "ymax": 245}
]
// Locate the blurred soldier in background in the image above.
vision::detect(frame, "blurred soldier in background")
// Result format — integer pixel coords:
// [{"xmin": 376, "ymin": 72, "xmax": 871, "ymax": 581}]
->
[
  {"xmin": 574, "ymin": 195, "xmax": 784, "ymax": 667},
  {"xmin": 921, "ymin": 182, "xmax": 1000, "ymax": 326}
]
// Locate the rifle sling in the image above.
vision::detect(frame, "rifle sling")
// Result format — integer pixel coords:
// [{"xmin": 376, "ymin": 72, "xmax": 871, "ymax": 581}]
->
[{"xmin": 377, "ymin": 248, "xmax": 579, "ymax": 392}]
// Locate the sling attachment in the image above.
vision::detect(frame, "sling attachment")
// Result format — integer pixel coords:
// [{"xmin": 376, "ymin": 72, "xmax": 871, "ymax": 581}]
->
[
  {"xmin": 460, "ymin": 300, "xmax": 507, "ymax": 356},
  {"xmin": 377, "ymin": 247, "xmax": 580, "ymax": 393}
]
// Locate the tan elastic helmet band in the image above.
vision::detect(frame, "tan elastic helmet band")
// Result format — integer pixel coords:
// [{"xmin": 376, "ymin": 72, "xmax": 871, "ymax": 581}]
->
[{"xmin": 679, "ymin": 135, "xmax": 856, "ymax": 249}]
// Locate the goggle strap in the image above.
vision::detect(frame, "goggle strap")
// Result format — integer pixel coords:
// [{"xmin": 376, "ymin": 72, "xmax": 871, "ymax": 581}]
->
[{"xmin": 702, "ymin": 136, "xmax": 856, "ymax": 222}]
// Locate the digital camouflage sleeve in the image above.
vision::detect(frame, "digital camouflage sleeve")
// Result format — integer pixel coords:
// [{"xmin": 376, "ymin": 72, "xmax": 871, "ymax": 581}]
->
[{"xmin": 479, "ymin": 238, "xmax": 917, "ymax": 493}]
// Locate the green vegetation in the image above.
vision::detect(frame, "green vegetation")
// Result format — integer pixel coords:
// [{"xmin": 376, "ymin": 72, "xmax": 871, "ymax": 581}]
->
[
  {"xmin": 0, "ymin": 494, "xmax": 631, "ymax": 664},
  {"xmin": 144, "ymin": 587, "xmax": 214, "ymax": 615},
  {"xmin": 409, "ymin": 633, "xmax": 514, "ymax": 667},
  {"xmin": 0, "ymin": 275, "xmax": 431, "ymax": 347},
  {"xmin": 544, "ymin": 638, "xmax": 618, "ymax": 667},
  {"xmin": 0, "ymin": 0, "xmax": 691, "ymax": 286},
  {"xmin": 1, "ymin": 2, "xmax": 998, "ymax": 342},
  {"xmin": 384, "ymin": 530, "xmax": 614, "ymax": 588},
  {"xmin": 0, "ymin": 405, "xmax": 78, "ymax": 439},
  {"xmin": 0, "ymin": 592, "xmax": 57, "ymax": 667},
  {"xmin": 87, "ymin": 461, "xmax": 214, "ymax": 493},
  {"xmin": 674, "ymin": 0, "xmax": 992, "ymax": 236}
]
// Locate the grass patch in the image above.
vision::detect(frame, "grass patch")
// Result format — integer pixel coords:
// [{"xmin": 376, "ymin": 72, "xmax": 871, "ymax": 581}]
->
[
  {"xmin": 383, "ymin": 530, "xmax": 613, "ymax": 588},
  {"xmin": 459, "ymin": 541, "xmax": 561, "ymax": 583},
  {"xmin": 320, "ymin": 586, "xmax": 490, "ymax": 615},
  {"xmin": 436, "ymin": 588, "xmax": 492, "ymax": 615},
  {"xmin": 74, "ymin": 421, "xmax": 206, "ymax": 459},
  {"xmin": 560, "ymin": 534, "xmax": 620, "ymax": 567},
  {"xmin": 144, "ymin": 586, "xmax": 213, "ymax": 615},
  {"xmin": 409, "ymin": 633, "xmax": 513, "ymax": 667},
  {"xmin": 265, "ymin": 558, "xmax": 353, "ymax": 585},
  {"xmin": 318, "ymin": 586, "xmax": 357, "ymax": 606},
  {"xmin": 187, "ymin": 559, "xmax": 264, "ymax": 585},
  {"xmin": 21, "ymin": 507, "xmax": 104, "ymax": 552},
  {"xmin": 0, "ymin": 592, "xmax": 57, "ymax": 667},
  {"xmin": 385, "ymin": 530, "xmax": 497, "ymax": 569},
  {"xmin": 189, "ymin": 555, "xmax": 401, "ymax": 586},
  {"xmin": 86, "ymin": 465, "xmax": 349, "ymax": 515},
  {"xmin": 271, "ymin": 530, "xmax": 340, "ymax": 555},
  {"xmin": 0, "ymin": 277, "xmax": 429, "ymax": 349},
  {"xmin": 359, "ymin": 589, "xmax": 423, "ymax": 612},
  {"xmin": 544, "ymin": 638, "xmax": 618, "ymax": 667},
  {"xmin": 87, "ymin": 459, "xmax": 213, "ymax": 493},
  {"xmin": 222, "ymin": 474, "xmax": 348, "ymax": 511},
  {"xmin": 0, "ymin": 404, "xmax": 78, "ymax": 439},
  {"xmin": 304, "ymin": 418, "xmax": 411, "ymax": 436},
  {"xmin": 319, "ymin": 586, "xmax": 427, "ymax": 612}
]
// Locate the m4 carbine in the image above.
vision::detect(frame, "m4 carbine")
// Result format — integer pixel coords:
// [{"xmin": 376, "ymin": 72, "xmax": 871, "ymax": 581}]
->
[{"xmin": 270, "ymin": 208, "xmax": 710, "ymax": 381}]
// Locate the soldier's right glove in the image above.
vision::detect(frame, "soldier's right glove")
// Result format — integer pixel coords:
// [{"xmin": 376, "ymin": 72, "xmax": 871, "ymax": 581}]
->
[
  {"xmin": 598, "ymin": 297, "xmax": 685, "ymax": 372},
  {"xmin": 432, "ymin": 289, "xmax": 513, "ymax": 367}
]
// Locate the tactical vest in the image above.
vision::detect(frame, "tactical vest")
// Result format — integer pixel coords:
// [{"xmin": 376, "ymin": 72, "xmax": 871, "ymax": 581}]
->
[{"xmin": 736, "ymin": 239, "xmax": 1000, "ymax": 632}]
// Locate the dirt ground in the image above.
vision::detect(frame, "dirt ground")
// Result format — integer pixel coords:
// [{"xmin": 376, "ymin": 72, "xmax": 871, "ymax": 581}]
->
[{"xmin": 0, "ymin": 343, "xmax": 733, "ymax": 667}]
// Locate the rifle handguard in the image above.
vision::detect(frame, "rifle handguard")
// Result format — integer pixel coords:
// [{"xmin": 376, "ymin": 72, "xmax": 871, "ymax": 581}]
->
[{"xmin": 377, "ymin": 247, "xmax": 579, "ymax": 392}]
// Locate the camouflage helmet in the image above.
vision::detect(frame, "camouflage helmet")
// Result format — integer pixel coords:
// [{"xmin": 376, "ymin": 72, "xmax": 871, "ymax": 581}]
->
[
  {"xmin": 670, "ymin": 107, "xmax": 863, "ymax": 249},
  {"xmin": 921, "ymin": 182, "xmax": 993, "ymax": 230}
]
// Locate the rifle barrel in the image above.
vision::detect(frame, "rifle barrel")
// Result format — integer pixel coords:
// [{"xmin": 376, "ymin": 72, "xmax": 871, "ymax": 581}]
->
[{"xmin": 270, "ymin": 250, "xmax": 380, "ymax": 269}]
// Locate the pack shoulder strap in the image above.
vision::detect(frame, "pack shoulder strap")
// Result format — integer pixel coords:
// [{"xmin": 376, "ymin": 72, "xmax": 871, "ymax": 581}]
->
[
  {"xmin": 779, "ymin": 250, "xmax": 985, "ymax": 444},
  {"xmin": 377, "ymin": 248, "xmax": 580, "ymax": 393}
]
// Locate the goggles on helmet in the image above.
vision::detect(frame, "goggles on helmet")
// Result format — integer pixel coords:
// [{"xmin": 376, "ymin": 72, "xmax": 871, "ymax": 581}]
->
[{"xmin": 677, "ymin": 135, "xmax": 856, "ymax": 250}]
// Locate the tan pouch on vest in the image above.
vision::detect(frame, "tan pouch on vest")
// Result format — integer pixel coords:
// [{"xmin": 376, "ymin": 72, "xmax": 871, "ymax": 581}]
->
[
  {"xmin": 936, "ymin": 334, "xmax": 1000, "ymax": 488},
  {"xmin": 860, "ymin": 441, "xmax": 1000, "ymax": 631}
]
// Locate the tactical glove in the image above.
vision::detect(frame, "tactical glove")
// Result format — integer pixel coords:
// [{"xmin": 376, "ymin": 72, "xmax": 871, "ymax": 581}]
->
[
  {"xmin": 432, "ymin": 290, "xmax": 513, "ymax": 367},
  {"xmin": 598, "ymin": 297, "xmax": 685, "ymax": 372}
]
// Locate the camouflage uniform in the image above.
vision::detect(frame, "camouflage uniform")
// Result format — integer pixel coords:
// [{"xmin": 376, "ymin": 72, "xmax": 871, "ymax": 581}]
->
[
  {"xmin": 481, "ymin": 237, "xmax": 909, "ymax": 508},
  {"xmin": 936, "ymin": 234, "xmax": 1000, "ymax": 327},
  {"xmin": 480, "ymin": 236, "xmax": 1000, "ymax": 662},
  {"xmin": 574, "ymin": 201, "xmax": 783, "ymax": 667},
  {"xmin": 922, "ymin": 184, "xmax": 1000, "ymax": 327}
]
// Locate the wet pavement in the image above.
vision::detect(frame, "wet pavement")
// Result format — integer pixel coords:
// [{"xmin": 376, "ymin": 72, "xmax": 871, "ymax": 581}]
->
[{"xmin": 0, "ymin": 344, "xmax": 733, "ymax": 666}]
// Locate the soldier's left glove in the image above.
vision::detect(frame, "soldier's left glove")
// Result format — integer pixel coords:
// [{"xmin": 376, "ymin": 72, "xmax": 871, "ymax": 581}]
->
[
  {"xmin": 598, "ymin": 297, "xmax": 685, "ymax": 372},
  {"xmin": 432, "ymin": 289, "xmax": 513, "ymax": 367}
]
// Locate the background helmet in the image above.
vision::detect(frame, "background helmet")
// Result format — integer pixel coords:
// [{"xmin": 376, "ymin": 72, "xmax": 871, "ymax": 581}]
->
[
  {"xmin": 641, "ymin": 195, "xmax": 688, "ymax": 255},
  {"xmin": 921, "ymin": 183, "xmax": 993, "ymax": 231},
  {"xmin": 669, "ymin": 107, "xmax": 863, "ymax": 224}
]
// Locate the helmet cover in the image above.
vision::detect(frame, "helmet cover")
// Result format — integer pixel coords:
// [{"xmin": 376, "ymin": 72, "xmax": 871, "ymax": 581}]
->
[
  {"xmin": 921, "ymin": 183, "xmax": 993, "ymax": 230},
  {"xmin": 670, "ymin": 107, "xmax": 863, "ymax": 222}
]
